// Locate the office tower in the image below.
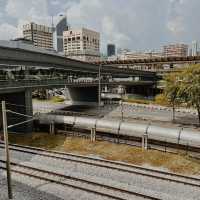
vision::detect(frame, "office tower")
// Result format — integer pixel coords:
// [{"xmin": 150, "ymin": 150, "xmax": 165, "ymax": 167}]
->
[
  {"xmin": 56, "ymin": 16, "xmax": 69, "ymax": 53},
  {"xmin": 107, "ymin": 44, "xmax": 116, "ymax": 57},
  {"xmin": 23, "ymin": 22, "xmax": 53, "ymax": 49},
  {"xmin": 63, "ymin": 28, "xmax": 100, "ymax": 62}
]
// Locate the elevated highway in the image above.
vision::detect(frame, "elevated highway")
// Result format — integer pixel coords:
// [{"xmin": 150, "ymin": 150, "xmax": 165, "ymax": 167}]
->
[
  {"xmin": 0, "ymin": 41, "xmax": 156, "ymax": 133},
  {"xmin": 93, "ymin": 56, "xmax": 200, "ymax": 74},
  {"xmin": 94, "ymin": 56, "xmax": 200, "ymax": 66},
  {"xmin": 0, "ymin": 40, "xmax": 155, "ymax": 78}
]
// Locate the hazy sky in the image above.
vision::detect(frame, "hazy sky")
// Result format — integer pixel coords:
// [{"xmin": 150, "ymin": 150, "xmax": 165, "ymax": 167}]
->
[{"xmin": 0, "ymin": 0, "xmax": 199, "ymax": 52}]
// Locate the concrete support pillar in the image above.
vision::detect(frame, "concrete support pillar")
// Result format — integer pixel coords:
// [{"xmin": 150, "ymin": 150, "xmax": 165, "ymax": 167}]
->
[
  {"xmin": 46, "ymin": 89, "xmax": 50, "ymax": 100},
  {"xmin": 49, "ymin": 122, "xmax": 55, "ymax": 134},
  {"xmin": 142, "ymin": 136, "xmax": 145, "ymax": 149},
  {"xmin": 67, "ymin": 86, "xmax": 99, "ymax": 106},
  {"xmin": 142, "ymin": 134, "xmax": 148, "ymax": 150},
  {"xmin": 104, "ymin": 85, "xmax": 108, "ymax": 93},
  {"xmin": 90, "ymin": 128, "xmax": 96, "ymax": 142},
  {"xmin": 25, "ymin": 89, "xmax": 33, "ymax": 133}
]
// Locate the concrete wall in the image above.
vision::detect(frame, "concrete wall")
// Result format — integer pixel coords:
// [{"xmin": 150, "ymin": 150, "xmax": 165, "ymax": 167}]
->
[{"xmin": 67, "ymin": 86, "xmax": 99, "ymax": 106}]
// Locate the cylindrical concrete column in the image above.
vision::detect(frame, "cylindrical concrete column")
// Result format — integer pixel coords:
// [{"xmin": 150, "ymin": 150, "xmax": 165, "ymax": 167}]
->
[{"xmin": 25, "ymin": 89, "xmax": 33, "ymax": 133}]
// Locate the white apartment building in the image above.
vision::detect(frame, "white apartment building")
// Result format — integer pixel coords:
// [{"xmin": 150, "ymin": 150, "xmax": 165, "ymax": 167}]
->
[
  {"xmin": 121, "ymin": 51, "xmax": 163, "ymax": 60},
  {"xmin": 163, "ymin": 43, "xmax": 188, "ymax": 57},
  {"xmin": 107, "ymin": 51, "xmax": 163, "ymax": 61},
  {"xmin": 23, "ymin": 22, "xmax": 53, "ymax": 49},
  {"xmin": 63, "ymin": 28, "xmax": 100, "ymax": 62},
  {"xmin": 191, "ymin": 41, "xmax": 198, "ymax": 56}
]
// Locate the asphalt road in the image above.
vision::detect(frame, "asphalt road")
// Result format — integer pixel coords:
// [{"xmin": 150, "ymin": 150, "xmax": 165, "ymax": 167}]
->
[{"xmin": 32, "ymin": 100, "xmax": 200, "ymax": 130}]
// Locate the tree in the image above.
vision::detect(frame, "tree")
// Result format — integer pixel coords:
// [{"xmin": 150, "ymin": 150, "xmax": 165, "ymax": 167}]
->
[
  {"xmin": 179, "ymin": 65, "xmax": 200, "ymax": 126},
  {"xmin": 164, "ymin": 72, "xmax": 181, "ymax": 122}
]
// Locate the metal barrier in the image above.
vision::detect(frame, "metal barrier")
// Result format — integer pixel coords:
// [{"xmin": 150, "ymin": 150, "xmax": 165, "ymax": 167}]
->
[{"xmin": 0, "ymin": 78, "xmax": 153, "ymax": 90}]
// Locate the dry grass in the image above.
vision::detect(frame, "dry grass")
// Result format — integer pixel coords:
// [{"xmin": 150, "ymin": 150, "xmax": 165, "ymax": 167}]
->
[
  {"xmin": 7, "ymin": 133, "xmax": 200, "ymax": 175},
  {"xmin": 62, "ymin": 137, "xmax": 200, "ymax": 175},
  {"xmin": 8, "ymin": 133, "xmax": 65, "ymax": 149}
]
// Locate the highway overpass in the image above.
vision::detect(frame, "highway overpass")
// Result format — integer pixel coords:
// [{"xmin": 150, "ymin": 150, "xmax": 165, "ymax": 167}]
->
[
  {"xmin": 0, "ymin": 40, "xmax": 155, "ymax": 78},
  {"xmin": 0, "ymin": 40, "xmax": 156, "ymax": 133},
  {"xmin": 94, "ymin": 56, "xmax": 200, "ymax": 66}
]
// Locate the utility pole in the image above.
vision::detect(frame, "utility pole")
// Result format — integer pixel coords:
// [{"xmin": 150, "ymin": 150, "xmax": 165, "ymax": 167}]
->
[
  {"xmin": 2, "ymin": 101, "xmax": 13, "ymax": 199},
  {"xmin": 98, "ymin": 64, "xmax": 102, "ymax": 113},
  {"xmin": 120, "ymin": 98, "xmax": 124, "ymax": 121}
]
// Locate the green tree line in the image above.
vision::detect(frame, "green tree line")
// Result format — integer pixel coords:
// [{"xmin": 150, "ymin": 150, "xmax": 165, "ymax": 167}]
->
[{"xmin": 161, "ymin": 64, "xmax": 200, "ymax": 125}]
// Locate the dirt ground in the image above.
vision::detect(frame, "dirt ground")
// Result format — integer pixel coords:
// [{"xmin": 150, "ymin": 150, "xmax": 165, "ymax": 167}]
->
[{"xmin": 5, "ymin": 132, "xmax": 200, "ymax": 176}]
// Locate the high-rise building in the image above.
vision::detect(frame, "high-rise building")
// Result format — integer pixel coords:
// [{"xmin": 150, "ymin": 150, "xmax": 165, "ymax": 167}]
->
[
  {"xmin": 117, "ymin": 48, "xmax": 130, "ymax": 55},
  {"xmin": 191, "ymin": 41, "xmax": 198, "ymax": 56},
  {"xmin": 63, "ymin": 28, "xmax": 100, "ymax": 62},
  {"xmin": 23, "ymin": 22, "xmax": 53, "ymax": 49},
  {"xmin": 107, "ymin": 44, "xmax": 116, "ymax": 57},
  {"xmin": 120, "ymin": 51, "xmax": 163, "ymax": 60},
  {"xmin": 56, "ymin": 16, "xmax": 69, "ymax": 53},
  {"xmin": 163, "ymin": 43, "xmax": 188, "ymax": 57}
]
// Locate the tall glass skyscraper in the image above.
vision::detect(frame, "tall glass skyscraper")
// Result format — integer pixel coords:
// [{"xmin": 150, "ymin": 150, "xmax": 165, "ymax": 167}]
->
[
  {"xmin": 107, "ymin": 44, "xmax": 116, "ymax": 57},
  {"xmin": 56, "ymin": 16, "xmax": 69, "ymax": 53}
]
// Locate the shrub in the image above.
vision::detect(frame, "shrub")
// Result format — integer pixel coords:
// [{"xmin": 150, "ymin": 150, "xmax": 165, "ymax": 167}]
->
[{"xmin": 154, "ymin": 94, "xmax": 169, "ymax": 106}]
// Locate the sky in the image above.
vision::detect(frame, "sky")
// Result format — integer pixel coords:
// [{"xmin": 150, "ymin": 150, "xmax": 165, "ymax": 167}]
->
[{"xmin": 0, "ymin": 0, "xmax": 199, "ymax": 53}]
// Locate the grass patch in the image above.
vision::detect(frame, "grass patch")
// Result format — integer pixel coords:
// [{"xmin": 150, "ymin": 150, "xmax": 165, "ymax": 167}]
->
[
  {"xmin": 8, "ymin": 133, "xmax": 66, "ymax": 149},
  {"xmin": 62, "ymin": 137, "xmax": 200, "ymax": 175},
  {"xmin": 7, "ymin": 133, "xmax": 200, "ymax": 175}
]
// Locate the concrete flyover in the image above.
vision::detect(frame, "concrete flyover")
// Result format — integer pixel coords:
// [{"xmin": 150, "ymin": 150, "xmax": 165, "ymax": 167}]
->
[
  {"xmin": 0, "ymin": 40, "xmax": 156, "ymax": 78},
  {"xmin": 0, "ymin": 40, "xmax": 156, "ymax": 133},
  {"xmin": 0, "ymin": 78, "xmax": 155, "ymax": 106},
  {"xmin": 93, "ymin": 56, "xmax": 200, "ymax": 73},
  {"xmin": 94, "ymin": 56, "xmax": 200, "ymax": 66}
]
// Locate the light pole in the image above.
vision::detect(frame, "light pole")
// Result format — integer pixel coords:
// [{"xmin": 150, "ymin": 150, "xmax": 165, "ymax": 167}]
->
[
  {"xmin": 98, "ymin": 64, "xmax": 102, "ymax": 114},
  {"xmin": 120, "ymin": 95, "xmax": 124, "ymax": 121},
  {"xmin": 2, "ymin": 101, "xmax": 13, "ymax": 199},
  {"xmin": 120, "ymin": 86, "xmax": 125, "ymax": 121}
]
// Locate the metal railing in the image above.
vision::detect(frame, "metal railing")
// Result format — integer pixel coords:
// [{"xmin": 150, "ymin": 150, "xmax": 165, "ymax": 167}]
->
[{"xmin": 0, "ymin": 78, "xmax": 155, "ymax": 90}]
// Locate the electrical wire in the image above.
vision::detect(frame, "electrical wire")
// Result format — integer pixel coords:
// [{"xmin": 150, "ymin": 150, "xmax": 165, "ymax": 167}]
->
[
  {"xmin": 5, "ymin": 102, "xmax": 66, "ymax": 114},
  {"xmin": 6, "ymin": 110, "xmax": 33, "ymax": 118}
]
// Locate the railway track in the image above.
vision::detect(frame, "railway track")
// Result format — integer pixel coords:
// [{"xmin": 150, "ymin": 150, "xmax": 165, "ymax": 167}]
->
[
  {"xmin": 0, "ymin": 159, "xmax": 160, "ymax": 200},
  {"xmin": 0, "ymin": 142, "xmax": 200, "ymax": 188}
]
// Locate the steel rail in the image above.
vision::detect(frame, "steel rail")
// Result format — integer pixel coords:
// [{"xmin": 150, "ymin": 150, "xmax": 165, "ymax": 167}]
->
[
  {"xmin": 0, "ymin": 159, "xmax": 161, "ymax": 200},
  {"xmin": 0, "ymin": 142, "xmax": 200, "ymax": 188}
]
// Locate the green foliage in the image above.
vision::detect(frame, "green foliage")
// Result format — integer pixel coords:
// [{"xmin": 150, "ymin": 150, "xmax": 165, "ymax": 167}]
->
[
  {"xmin": 164, "ymin": 72, "xmax": 181, "ymax": 105},
  {"xmin": 163, "ymin": 72, "xmax": 182, "ymax": 121},
  {"xmin": 155, "ymin": 94, "xmax": 169, "ymax": 106},
  {"xmin": 163, "ymin": 64, "xmax": 200, "ymax": 125},
  {"xmin": 178, "ymin": 65, "xmax": 200, "ymax": 124}
]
